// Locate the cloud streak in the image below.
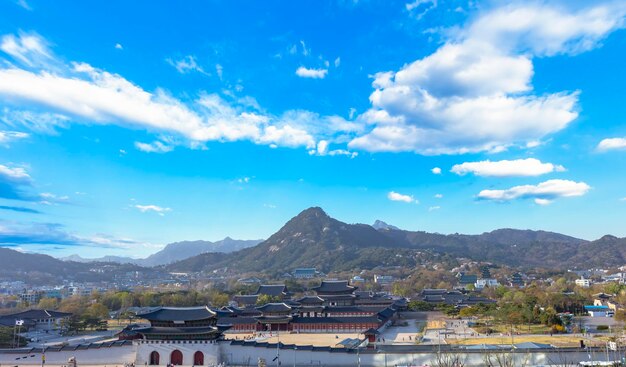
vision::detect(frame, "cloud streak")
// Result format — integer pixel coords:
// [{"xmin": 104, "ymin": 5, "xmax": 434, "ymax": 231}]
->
[
  {"xmin": 135, "ymin": 204, "xmax": 171, "ymax": 216},
  {"xmin": 451, "ymin": 158, "xmax": 565, "ymax": 177},
  {"xmin": 477, "ymin": 179, "xmax": 590, "ymax": 205}
]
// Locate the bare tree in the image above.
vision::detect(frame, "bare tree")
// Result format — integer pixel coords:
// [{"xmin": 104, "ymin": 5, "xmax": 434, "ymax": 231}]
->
[
  {"xmin": 482, "ymin": 350, "xmax": 530, "ymax": 367},
  {"xmin": 431, "ymin": 351, "xmax": 467, "ymax": 367}
]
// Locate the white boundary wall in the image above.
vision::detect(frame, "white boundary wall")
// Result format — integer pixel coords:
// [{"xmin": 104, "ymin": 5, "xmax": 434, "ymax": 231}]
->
[{"xmin": 135, "ymin": 340, "xmax": 220, "ymax": 366}]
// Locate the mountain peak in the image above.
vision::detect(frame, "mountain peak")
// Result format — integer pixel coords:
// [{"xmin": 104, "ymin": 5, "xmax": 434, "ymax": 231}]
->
[
  {"xmin": 298, "ymin": 206, "xmax": 329, "ymax": 218},
  {"xmin": 372, "ymin": 220, "xmax": 400, "ymax": 231}
]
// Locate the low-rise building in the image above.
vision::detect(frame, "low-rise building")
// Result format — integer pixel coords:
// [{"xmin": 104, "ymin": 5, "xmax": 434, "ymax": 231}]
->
[
  {"xmin": 373, "ymin": 275, "xmax": 394, "ymax": 284},
  {"xmin": 575, "ymin": 277, "xmax": 591, "ymax": 288},
  {"xmin": 475, "ymin": 278, "xmax": 499, "ymax": 290},
  {"xmin": 292, "ymin": 268, "xmax": 317, "ymax": 279}
]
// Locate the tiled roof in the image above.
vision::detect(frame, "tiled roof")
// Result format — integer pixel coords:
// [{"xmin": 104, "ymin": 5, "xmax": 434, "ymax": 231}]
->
[
  {"xmin": 136, "ymin": 326, "xmax": 219, "ymax": 335},
  {"xmin": 291, "ymin": 316, "xmax": 381, "ymax": 324},
  {"xmin": 3, "ymin": 309, "xmax": 71, "ymax": 320},
  {"xmin": 256, "ymin": 303, "xmax": 292, "ymax": 313},
  {"xmin": 296, "ymin": 296, "xmax": 325, "ymax": 305},
  {"xmin": 311, "ymin": 280, "xmax": 357, "ymax": 294},
  {"xmin": 137, "ymin": 306, "xmax": 216, "ymax": 321},
  {"xmin": 254, "ymin": 284, "xmax": 288, "ymax": 297}
]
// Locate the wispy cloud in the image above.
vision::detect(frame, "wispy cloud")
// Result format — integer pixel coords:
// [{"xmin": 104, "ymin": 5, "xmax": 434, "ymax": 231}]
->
[
  {"xmin": 134, "ymin": 141, "xmax": 174, "ymax": 153},
  {"xmin": 0, "ymin": 163, "xmax": 33, "ymax": 200},
  {"xmin": 477, "ymin": 179, "xmax": 590, "ymax": 205},
  {"xmin": 387, "ymin": 191, "xmax": 418, "ymax": 204},
  {"xmin": 1, "ymin": 31, "xmax": 51, "ymax": 67},
  {"xmin": 451, "ymin": 158, "xmax": 566, "ymax": 177},
  {"xmin": 166, "ymin": 55, "xmax": 209, "ymax": 75},
  {"xmin": 0, "ymin": 205, "xmax": 41, "ymax": 214},
  {"xmin": 0, "ymin": 220, "xmax": 153, "ymax": 250},
  {"xmin": 296, "ymin": 66, "xmax": 328, "ymax": 79},
  {"xmin": 0, "ymin": 130, "xmax": 29, "ymax": 144},
  {"xmin": 15, "ymin": 0, "xmax": 32, "ymax": 10},
  {"xmin": 134, "ymin": 204, "xmax": 171, "ymax": 216}
]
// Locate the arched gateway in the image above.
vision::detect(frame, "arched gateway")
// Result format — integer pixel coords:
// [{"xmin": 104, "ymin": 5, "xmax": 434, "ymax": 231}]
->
[{"xmin": 170, "ymin": 350, "xmax": 183, "ymax": 365}]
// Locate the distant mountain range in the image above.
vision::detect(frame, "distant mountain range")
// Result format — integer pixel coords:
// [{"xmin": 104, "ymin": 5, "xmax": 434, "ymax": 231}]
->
[
  {"xmin": 62, "ymin": 237, "xmax": 262, "ymax": 266},
  {"xmin": 0, "ymin": 248, "xmax": 157, "ymax": 285},
  {"xmin": 3, "ymin": 207, "xmax": 626, "ymax": 282},
  {"xmin": 166, "ymin": 207, "xmax": 626, "ymax": 273}
]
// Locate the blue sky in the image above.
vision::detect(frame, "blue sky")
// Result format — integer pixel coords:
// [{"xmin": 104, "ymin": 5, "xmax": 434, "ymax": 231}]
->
[{"xmin": 1, "ymin": 0, "xmax": 626, "ymax": 258}]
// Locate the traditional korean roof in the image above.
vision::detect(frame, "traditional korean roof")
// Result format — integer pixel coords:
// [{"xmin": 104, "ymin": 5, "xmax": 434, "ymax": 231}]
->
[
  {"xmin": 311, "ymin": 280, "xmax": 357, "ymax": 294},
  {"xmin": 377, "ymin": 307, "xmax": 396, "ymax": 320},
  {"xmin": 296, "ymin": 296, "xmax": 325, "ymax": 305},
  {"xmin": 136, "ymin": 326, "xmax": 219, "ymax": 336},
  {"xmin": 291, "ymin": 316, "xmax": 381, "ymax": 324},
  {"xmin": 325, "ymin": 306, "xmax": 387, "ymax": 313},
  {"xmin": 458, "ymin": 274, "xmax": 478, "ymax": 284},
  {"xmin": 233, "ymin": 295, "xmax": 259, "ymax": 304},
  {"xmin": 3, "ymin": 309, "xmax": 71, "ymax": 320},
  {"xmin": 254, "ymin": 284, "xmax": 289, "ymax": 297},
  {"xmin": 217, "ymin": 316, "xmax": 257, "ymax": 326},
  {"xmin": 293, "ymin": 268, "xmax": 316, "ymax": 275},
  {"xmin": 420, "ymin": 288, "xmax": 448, "ymax": 296},
  {"xmin": 363, "ymin": 328, "xmax": 380, "ymax": 335},
  {"xmin": 255, "ymin": 316, "xmax": 293, "ymax": 324},
  {"xmin": 137, "ymin": 306, "xmax": 216, "ymax": 321},
  {"xmin": 256, "ymin": 303, "xmax": 292, "ymax": 313}
]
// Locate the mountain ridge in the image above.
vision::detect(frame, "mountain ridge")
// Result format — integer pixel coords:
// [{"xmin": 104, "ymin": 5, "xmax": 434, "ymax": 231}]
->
[
  {"xmin": 166, "ymin": 207, "xmax": 624, "ymax": 273},
  {"xmin": 61, "ymin": 237, "xmax": 263, "ymax": 266}
]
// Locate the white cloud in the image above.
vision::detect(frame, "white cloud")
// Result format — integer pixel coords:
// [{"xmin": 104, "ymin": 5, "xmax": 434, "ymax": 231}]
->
[
  {"xmin": 0, "ymin": 164, "xmax": 30, "ymax": 182},
  {"xmin": 387, "ymin": 191, "xmax": 418, "ymax": 204},
  {"xmin": 1, "ymin": 31, "xmax": 51, "ymax": 67},
  {"xmin": 166, "ymin": 55, "xmax": 208, "ymax": 75},
  {"xmin": 349, "ymin": 2, "xmax": 626, "ymax": 154},
  {"xmin": 434, "ymin": 193, "xmax": 443, "ymax": 198},
  {"xmin": 134, "ymin": 141, "xmax": 173, "ymax": 153},
  {"xmin": 1, "ymin": 109, "xmax": 69, "ymax": 134},
  {"xmin": 215, "ymin": 64, "xmax": 223, "ymax": 80},
  {"xmin": 334, "ymin": 57, "xmax": 341, "ymax": 67},
  {"xmin": 115, "ymin": 43, "xmax": 123, "ymax": 50},
  {"xmin": 477, "ymin": 179, "xmax": 590, "ymax": 205},
  {"xmin": 237, "ymin": 177, "xmax": 250, "ymax": 184},
  {"xmin": 0, "ymin": 130, "xmax": 29, "ymax": 144},
  {"xmin": 428, "ymin": 205, "xmax": 440, "ymax": 211},
  {"xmin": 135, "ymin": 204, "xmax": 171, "ymax": 216},
  {"xmin": 0, "ymin": 32, "xmax": 360, "ymax": 153},
  {"xmin": 406, "ymin": 0, "xmax": 437, "ymax": 20},
  {"xmin": 296, "ymin": 66, "xmax": 328, "ymax": 79},
  {"xmin": 431, "ymin": 167, "xmax": 442, "ymax": 174},
  {"xmin": 451, "ymin": 158, "xmax": 565, "ymax": 177},
  {"xmin": 598, "ymin": 137, "xmax": 626, "ymax": 151},
  {"xmin": 39, "ymin": 192, "xmax": 70, "ymax": 205},
  {"xmin": 311, "ymin": 139, "xmax": 357, "ymax": 158}
]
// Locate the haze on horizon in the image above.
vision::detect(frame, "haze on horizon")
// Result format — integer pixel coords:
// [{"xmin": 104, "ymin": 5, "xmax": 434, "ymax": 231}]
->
[{"xmin": 1, "ymin": 0, "xmax": 626, "ymax": 258}]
